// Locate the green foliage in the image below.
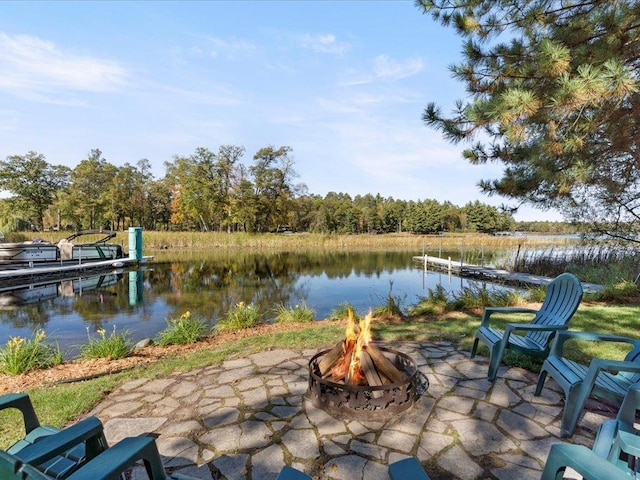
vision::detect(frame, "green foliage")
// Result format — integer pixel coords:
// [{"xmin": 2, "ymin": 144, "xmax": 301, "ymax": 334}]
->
[
  {"xmin": 526, "ymin": 285, "xmax": 548, "ymax": 303},
  {"xmin": 411, "ymin": 284, "xmax": 527, "ymax": 314},
  {"xmin": 372, "ymin": 281, "xmax": 406, "ymax": 317},
  {"xmin": 596, "ymin": 280, "xmax": 640, "ymax": 302},
  {"xmin": 408, "ymin": 284, "xmax": 449, "ymax": 315},
  {"xmin": 217, "ymin": 302, "xmax": 262, "ymax": 331},
  {"xmin": 0, "ymin": 330, "xmax": 63, "ymax": 375},
  {"xmin": 79, "ymin": 326, "xmax": 133, "ymax": 360},
  {"xmin": 156, "ymin": 311, "xmax": 209, "ymax": 346},
  {"xmin": 327, "ymin": 302, "xmax": 361, "ymax": 321},
  {"xmin": 419, "ymin": 0, "xmax": 640, "ymax": 242},
  {"xmin": 273, "ymin": 303, "xmax": 315, "ymax": 324}
]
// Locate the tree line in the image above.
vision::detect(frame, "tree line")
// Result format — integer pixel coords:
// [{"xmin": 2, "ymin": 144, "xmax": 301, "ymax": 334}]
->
[{"xmin": 0, "ymin": 146, "xmax": 525, "ymax": 235}]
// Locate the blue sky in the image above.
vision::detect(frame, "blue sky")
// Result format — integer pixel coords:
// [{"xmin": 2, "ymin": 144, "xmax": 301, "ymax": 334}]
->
[{"xmin": 0, "ymin": 1, "xmax": 560, "ymax": 221}]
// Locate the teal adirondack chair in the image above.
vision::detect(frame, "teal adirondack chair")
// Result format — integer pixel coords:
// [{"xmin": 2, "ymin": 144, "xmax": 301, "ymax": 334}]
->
[
  {"xmin": 541, "ymin": 384, "xmax": 640, "ymax": 479},
  {"xmin": 0, "ymin": 393, "xmax": 108, "ymax": 478},
  {"xmin": 535, "ymin": 331, "xmax": 640, "ymax": 437},
  {"xmin": 1, "ymin": 436, "xmax": 199, "ymax": 480},
  {"xmin": 276, "ymin": 465, "xmax": 312, "ymax": 480},
  {"xmin": 389, "ymin": 457, "xmax": 431, "ymax": 479},
  {"xmin": 470, "ymin": 272, "xmax": 583, "ymax": 381}
]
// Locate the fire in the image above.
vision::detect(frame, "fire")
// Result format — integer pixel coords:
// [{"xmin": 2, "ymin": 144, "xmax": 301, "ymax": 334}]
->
[{"xmin": 320, "ymin": 308, "xmax": 404, "ymax": 387}]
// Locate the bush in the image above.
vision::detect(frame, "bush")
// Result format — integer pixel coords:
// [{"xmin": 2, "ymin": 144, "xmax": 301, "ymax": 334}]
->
[
  {"xmin": 79, "ymin": 326, "xmax": 133, "ymax": 360},
  {"xmin": 372, "ymin": 280, "xmax": 405, "ymax": 318},
  {"xmin": 156, "ymin": 311, "xmax": 208, "ymax": 346},
  {"xmin": 274, "ymin": 303, "xmax": 315, "ymax": 323},
  {"xmin": 409, "ymin": 284, "xmax": 449, "ymax": 316},
  {"xmin": 327, "ymin": 302, "xmax": 360, "ymax": 321},
  {"xmin": 0, "ymin": 330, "xmax": 63, "ymax": 374},
  {"xmin": 217, "ymin": 302, "xmax": 262, "ymax": 332},
  {"xmin": 596, "ymin": 279, "xmax": 640, "ymax": 302}
]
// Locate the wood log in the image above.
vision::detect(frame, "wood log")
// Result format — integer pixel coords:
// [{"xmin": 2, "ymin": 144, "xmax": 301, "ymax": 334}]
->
[
  {"xmin": 318, "ymin": 341, "xmax": 345, "ymax": 376},
  {"xmin": 360, "ymin": 350, "xmax": 384, "ymax": 397},
  {"xmin": 365, "ymin": 344, "xmax": 405, "ymax": 383},
  {"xmin": 331, "ymin": 340, "xmax": 355, "ymax": 382}
]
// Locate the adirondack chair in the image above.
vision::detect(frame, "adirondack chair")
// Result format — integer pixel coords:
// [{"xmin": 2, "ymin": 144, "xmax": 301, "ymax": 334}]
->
[
  {"xmin": 0, "ymin": 393, "xmax": 108, "ymax": 478},
  {"xmin": 389, "ymin": 457, "xmax": 431, "ymax": 479},
  {"xmin": 535, "ymin": 330, "xmax": 640, "ymax": 437},
  {"xmin": 541, "ymin": 441, "xmax": 638, "ymax": 480},
  {"xmin": 470, "ymin": 272, "xmax": 583, "ymax": 381},
  {"xmin": 276, "ymin": 465, "xmax": 312, "ymax": 480},
  {"xmin": 2, "ymin": 436, "xmax": 199, "ymax": 480},
  {"xmin": 592, "ymin": 383, "xmax": 640, "ymax": 467}
]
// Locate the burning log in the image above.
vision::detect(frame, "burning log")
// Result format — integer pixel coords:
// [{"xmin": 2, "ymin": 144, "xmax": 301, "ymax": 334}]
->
[
  {"xmin": 365, "ymin": 343, "xmax": 405, "ymax": 383},
  {"xmin": 331, "ymin": 340, "xmax": 355, "ymax": 382},
  {"xmin": 318, "ymin": 341, "xmax": 345, "ymax": 376}
]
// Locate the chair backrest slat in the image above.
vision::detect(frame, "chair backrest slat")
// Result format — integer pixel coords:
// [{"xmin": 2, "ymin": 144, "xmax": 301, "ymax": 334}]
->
[{"xmin": 526, "ymin": 273, "xmax": 583, "ymax": 346}]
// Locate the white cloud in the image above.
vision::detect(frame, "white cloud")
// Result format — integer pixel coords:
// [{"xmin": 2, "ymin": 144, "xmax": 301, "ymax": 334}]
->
[
  {"xmin": 0, "ymin": 32, "xmax": 127, "ymax": 98},
  {"xmin": 297, "ymin": 33, "xmax": 350, "ymax": 55},
  {"xmin": 203, "ymin": 35, "xmax": 258, "ymax": 59},
  {"xmin": 373, "ymin": 54, "xmax": 424, "ymax": 81}
]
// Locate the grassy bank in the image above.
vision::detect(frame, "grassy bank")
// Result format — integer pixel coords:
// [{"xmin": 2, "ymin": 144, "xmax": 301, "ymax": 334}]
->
[
  {"xmin": 1, "ymin": 301, "xmax": 637, "ymax": 449},
  {"xmin": 19, "ymin": 230, "xmax": 576, "ymax": 251}
]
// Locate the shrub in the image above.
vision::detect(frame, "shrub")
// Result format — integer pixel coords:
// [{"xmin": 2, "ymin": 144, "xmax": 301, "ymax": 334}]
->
[
  {"xmin": 327, "ymin": 302, "xmax": 360, "ymax": 321},
  {"xmin": 409, "ymin": 284, "xmax": 449, "ymax": 316},
  {"xmin": 274, "ymin": 303, "xmax": 315, "ymax": 323},
  {"xmin": 596, "ymin": 279, "xmax": 640, "ymax": 302},
  {"xmin": 372, "ymin": 280, "xmax": 406, "ymax": 318},
  {"xmin": 0, "ymin": 330, "xmax": 63, "ymax": 374},
  {"xmin": 79, "ymin": 326, "xmax": 133, "ymax": 360},
  {"xmin": 156, "ymin": 311, "xmax": 208, "ymax": 346},
  {"xmin": 217, "ymin": 302, "xmax": 262, "ymax": 332}
]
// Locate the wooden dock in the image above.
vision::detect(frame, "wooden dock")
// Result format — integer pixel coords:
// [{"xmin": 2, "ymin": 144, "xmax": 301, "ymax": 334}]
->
[{"xmin": 413, "ymin": 255, "xmax": 602, "ymax": 293}]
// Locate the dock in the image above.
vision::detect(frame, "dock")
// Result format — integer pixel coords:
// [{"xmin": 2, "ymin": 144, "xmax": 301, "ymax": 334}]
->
[
  {"xmin": 0, "ymin": 256, "xmax": 153, "ymax": 286},
  {"xmin": 413, "ymin": 255, "xmax": 602, "ymax": 293}
]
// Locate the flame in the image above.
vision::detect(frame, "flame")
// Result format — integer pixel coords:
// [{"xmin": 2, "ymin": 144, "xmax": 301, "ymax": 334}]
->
[{"xmin": 347, "ymin": 311, "xmax": 373, "ymax": 385}]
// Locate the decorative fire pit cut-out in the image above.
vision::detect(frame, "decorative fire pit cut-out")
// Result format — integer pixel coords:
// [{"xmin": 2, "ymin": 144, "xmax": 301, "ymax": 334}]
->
[{"xmin": 306, "ymin": 311, "xmax": 427, "ymax": 421}]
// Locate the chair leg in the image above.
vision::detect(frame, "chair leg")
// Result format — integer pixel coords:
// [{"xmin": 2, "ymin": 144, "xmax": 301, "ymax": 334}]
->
[
  {"xmin": 534, "ymin": 370, "xmax": 547, "ymax": 396},
  {"xmin": 560, "ymin": 383, "xmax": 587, "ymax": 438},
  {"xmin": 470, "ymin": 338, "xmax": 479, "ymax": 358},
  {"xmin": 487, "ymin": 341, "xmax": 506, "ymax": 382}
]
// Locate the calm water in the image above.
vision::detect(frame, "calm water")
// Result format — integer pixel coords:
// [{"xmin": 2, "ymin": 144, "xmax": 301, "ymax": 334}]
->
[{"xmin": 0, "ymin": 249, "xmax": 509, "ymax": 357}]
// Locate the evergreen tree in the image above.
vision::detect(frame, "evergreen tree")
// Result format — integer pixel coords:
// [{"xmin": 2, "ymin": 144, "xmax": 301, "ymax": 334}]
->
[{"xmin": 418, "ymin": 0, "xmax": 640, "ymax": 242}]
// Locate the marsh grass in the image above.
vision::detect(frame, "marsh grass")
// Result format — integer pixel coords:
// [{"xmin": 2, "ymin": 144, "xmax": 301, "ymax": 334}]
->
[
  {"xmin": 0, "ymin": 331, "xmax": 63, "ymax": 375},
  {"xmin": 217, "ymin": 302, "xmax": 262, "ymax": 331},
  {"xmin": 410, "ymin": 284, "xmax": 528, "ymax": 315},
  {"xmin": 372, "ymin": 281, "xmax": 406, "ymax": 317},
  {"xmin": 327, "ymin": 302, "xmax": 361, "ymax": 321},
  {"xmin": 156, "ymin": 311, "xmax": 209, "ymax": 346},
  {"xmin": 79, "ymin": 326, "xmax": 133, "ymax": 360},
  {"xmin": 273, "ymin": 303, "xmax": 315, "ymax": 323}
]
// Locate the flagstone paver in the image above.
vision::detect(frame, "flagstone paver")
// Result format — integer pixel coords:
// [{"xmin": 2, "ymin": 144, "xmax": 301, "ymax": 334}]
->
[{"xmin": 90, "ymin": 342, "xmax": 617, "ymax": 479}]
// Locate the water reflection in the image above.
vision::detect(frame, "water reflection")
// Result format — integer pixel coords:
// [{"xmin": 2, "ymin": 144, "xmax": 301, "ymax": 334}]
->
[{"xmin": 0, "ymin": 250, "xmax": 509, "ymax": 358}]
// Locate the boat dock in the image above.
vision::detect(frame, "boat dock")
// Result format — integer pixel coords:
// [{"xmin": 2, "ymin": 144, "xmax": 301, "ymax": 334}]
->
[
  {"xmin": 0, "ymin": 256, "xmax": 153, "ymax": 286},
  {"xmin": 413, "ymin": 255, "xmax": 602, "ymax": 293}
]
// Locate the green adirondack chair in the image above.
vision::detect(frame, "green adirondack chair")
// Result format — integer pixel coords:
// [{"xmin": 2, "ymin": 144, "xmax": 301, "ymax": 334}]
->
[
  {"xmin": 2, "ymin": 436, "xmax": 199, "ymax": 480},
  {"xmin": 470, "ymin": 272, "xmax": 583, "ymax": 381},
  {"xmin": 535, "ymin": 331, "xmax": 640, "ymax": 437},
  {"xmin": 276, "ymin": 465, "xmax": 312, "ymax": 480},
  {"xmin": 542, "ymin": 384, "xmax": 640, "ymax": 479},
  {"xmin": 0, "ymin": 393, "xmax": 108, "ymax": 478},
  {"xmin": 389, "ymin": 457, "xmax": 431, "ymax": 479}
]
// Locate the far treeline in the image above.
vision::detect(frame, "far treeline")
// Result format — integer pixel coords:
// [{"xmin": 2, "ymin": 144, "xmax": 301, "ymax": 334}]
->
[{"xmin": 0, "ymin": 147, "xmax": 569, "ymax": 235}]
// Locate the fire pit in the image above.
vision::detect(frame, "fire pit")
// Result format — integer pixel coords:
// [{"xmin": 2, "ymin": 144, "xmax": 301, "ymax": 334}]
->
[{"xmin": 306, "ymin": 312, "xmax": 427, "ymax": 421}]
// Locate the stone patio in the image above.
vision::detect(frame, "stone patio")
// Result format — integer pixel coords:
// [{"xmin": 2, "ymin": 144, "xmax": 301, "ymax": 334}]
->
[{"xmin": 88, "ymin": 342, "xmax": 616, "ymax": 479}]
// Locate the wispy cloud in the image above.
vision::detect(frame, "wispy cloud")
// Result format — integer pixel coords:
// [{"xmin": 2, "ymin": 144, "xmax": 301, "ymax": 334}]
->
[
  {"xmin": 200, "ymin": 35, "xmax": 258, "ymax": 59},
  {"xmin": 340, "ymin": 54, "xmax": 424, "ymax": 86},
  {"xmin": 0, "ymin": 32, "xmax": 127, "ymax": 100},
  {"xmin": 297, "ymin": 33, "xmax": 350, "ymax": 55},
  {"xmin": 373, "ymin": 54, "xmax": 424, "ymax": 81}
]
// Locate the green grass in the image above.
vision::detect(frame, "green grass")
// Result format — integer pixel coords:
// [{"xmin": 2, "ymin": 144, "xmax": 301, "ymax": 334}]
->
[
  {"xmin": 216, "ymin": 302, "xmax": 262, "ymax": 332},
  {"xmin": 273, "ymin": 303, "xmax": 315, "ymax": 323},
  {"xmin": 155, "ymin": 311, "xmax": 209, "ymax": 346},
  {"xmin": 0, "ymin": 331, "xmax": 63, "ymax": 374},
  {"xmin": 1, "ymin": 301, "xmax": 638, "ymax": 451},
  {"xmin": 79, "ymin": 326, "xmax": 133, "ymax": 360}
]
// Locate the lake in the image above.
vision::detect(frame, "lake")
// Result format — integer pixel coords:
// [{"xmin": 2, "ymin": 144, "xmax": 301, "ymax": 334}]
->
[{"xmin": 0, "ymin": 249, "xmax": 512, "ymax": 357}]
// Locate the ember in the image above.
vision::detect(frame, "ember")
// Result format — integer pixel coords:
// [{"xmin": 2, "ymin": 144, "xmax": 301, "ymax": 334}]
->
[{"xmin": 307, "ymin": 310, "xmax": 427, "ymax": 421}]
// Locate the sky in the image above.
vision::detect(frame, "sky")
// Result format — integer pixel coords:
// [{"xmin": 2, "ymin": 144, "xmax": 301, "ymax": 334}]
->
[{"xmin": 0, "ymin": 1, "xmax": 562, "ymax": 222}]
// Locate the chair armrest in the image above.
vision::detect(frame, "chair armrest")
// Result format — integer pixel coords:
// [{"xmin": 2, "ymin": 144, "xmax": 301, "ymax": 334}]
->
[
  {"xmin": 66, "ymin": 436, "xmax": 169, "ymax": 480},
  {"xmin": 505, "ymin": 323, "xmax": 568, "ymax": 333},
  {"xmin": 549, "ymin": 331, "xmax": 640, "ymax": 357},
  {"xmin": 480, "ymin": 307, "xmax": 538, "ymax": 327},
  {"xmin": 0, "ymin": 393, "xmax": 40, "ymax": 434},
  {"xmin": 615, "ymin": 430, "xmax": 640, "ymax": 458},
  {"xmin": 541, "ymin": 444, "xmax": 630, "ymax": 480},
  {"xmin": 16, "ymin": 417, "xmax": 106, "ymax": 465}
]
